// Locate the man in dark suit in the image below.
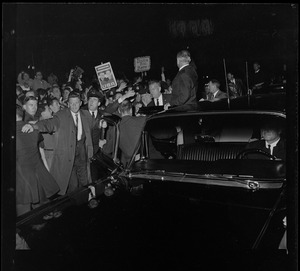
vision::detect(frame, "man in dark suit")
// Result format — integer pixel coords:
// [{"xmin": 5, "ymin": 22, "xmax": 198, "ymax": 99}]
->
[
  {"xmin": 82, "ymin": 89, "xmax": 105, "ymax": 156},
  {"xmin": 22, "ymin": 91, "xmax": 94, "ymax": 195},
  {"xmin": 147, "ymin": 80, "xmax": 172, "ymax": 107},
  {"xmin": 245, "ymin": 120, "xmax": 285, "ymax": 160},
  {"xmin": 250, "ymin": 62, "xmax": 268, "ymax": 93},
  {"xmin": 164, "ymin": 50, "xmax": 198, "ymax": 111},
  {"xmin": 227, "ymin": 72, "xmax": 246, "ymax": 97},
  {"xmin": 118, "ymin": 100, "xmax": 147, "ymax": 167},
  {"xmin": 207, "ymin": 79, "xmax": 228, "ymax": 101}
]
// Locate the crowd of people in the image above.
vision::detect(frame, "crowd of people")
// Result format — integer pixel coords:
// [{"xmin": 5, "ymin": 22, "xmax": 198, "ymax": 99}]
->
[{"xmin": 16, "ymin": 49, "xmax": 285, "ymax": 218}]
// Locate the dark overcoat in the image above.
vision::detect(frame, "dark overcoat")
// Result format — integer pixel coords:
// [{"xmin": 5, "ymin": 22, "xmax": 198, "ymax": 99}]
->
[
  {"xmin": 170, "ymin": 65, "xmax": 198, "ymax": 110},
  {"xmin": 245, "ymin": 138, "xmax": 286, "ymax": 160}
]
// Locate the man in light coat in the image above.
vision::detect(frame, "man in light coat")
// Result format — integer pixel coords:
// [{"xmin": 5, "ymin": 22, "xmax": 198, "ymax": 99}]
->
[{"xmin": 22, "ymin": 91, "xmax": 94, "ymax": 195}]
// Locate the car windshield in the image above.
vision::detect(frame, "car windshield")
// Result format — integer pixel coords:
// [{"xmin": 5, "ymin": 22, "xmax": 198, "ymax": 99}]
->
[{"xmin": 143, "ymin": 112, "xmax": 286, "ymax": 161}]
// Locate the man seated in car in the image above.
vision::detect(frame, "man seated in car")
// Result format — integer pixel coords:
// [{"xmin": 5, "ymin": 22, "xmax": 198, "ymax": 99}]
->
[{"xmin": 244, "ymin": 120, "xmax": 285, "ymax": 160}]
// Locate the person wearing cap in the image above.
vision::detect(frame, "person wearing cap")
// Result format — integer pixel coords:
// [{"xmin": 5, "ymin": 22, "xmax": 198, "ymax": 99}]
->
[
  {"xmin": 22, "ymin": 91, "xmax": 94, "ymax": 195},
  {"xmin": 164, "ymin": 50, "xmax": 198, "ymax": 111},
  {"xmin": 82, "ymin": 89, "xmax": 110, "ymax": 182},
  {"xmin": 244, "ymin": 120, "xmax": 285, "ymax": 160},
  {"xmin": 83, "ymin": 89, "xmax": 105, "ymax": 155}
]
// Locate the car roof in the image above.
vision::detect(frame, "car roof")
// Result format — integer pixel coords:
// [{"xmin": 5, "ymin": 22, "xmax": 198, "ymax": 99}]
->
[{"xmin": 148, "ymin": 93, "xmax": 286, "ymax": 118}]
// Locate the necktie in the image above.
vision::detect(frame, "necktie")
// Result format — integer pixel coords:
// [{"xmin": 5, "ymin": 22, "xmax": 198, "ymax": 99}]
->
[
  {"xmin": 92, "ymin": 111, "xmax": 95, "ymax": 119},
  {"xmin": 75, "ymin": 113, "xmax": 78, "ymax": 140},
  {"xmin": 267, "ymin": 144, "xmax": 271, "ymax": 154},
  {"xmin": 155, "ymin": 99, "xmax": 159, "ymax": 106}
]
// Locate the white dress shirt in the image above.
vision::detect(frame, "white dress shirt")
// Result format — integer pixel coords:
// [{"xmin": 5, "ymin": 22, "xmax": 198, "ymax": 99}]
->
[
  {"xmin": 265, "ymin": 138, "xmax": 280, "ymax": 155},
  {"xmin": 89, "ymin": 110, "xmax": 97, "ymax": 119},
  {"xmin": 213, "ymin": 90, "xmax": 219, "ymax": 98},
  {"xmin": 71, "ymin": 111, "xmax": 82, "ymax": 141},
  {"xmin": 179, "ymin": 64, "xmax": 189, "ymax": 71}
]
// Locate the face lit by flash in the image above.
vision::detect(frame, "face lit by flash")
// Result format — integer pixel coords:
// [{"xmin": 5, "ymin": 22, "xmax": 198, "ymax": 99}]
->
[
  {"xmin": 261, "ymin": 128, "xmax": 281, "ymax": 144},
  {"xmin": 88, "ymin": 97, "xmax": 100, "ymax": 111},
  {"xmin": 23, "ymin": 100, "xmax": 38, "ymax": 116},
  {"xmin": 68, "ymin": 97, "xmax": 82, "ymax": 113}
]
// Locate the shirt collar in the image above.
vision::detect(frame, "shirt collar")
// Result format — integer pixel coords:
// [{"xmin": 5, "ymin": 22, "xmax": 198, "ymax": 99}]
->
[
  {"xmin": 213, "ymin": 90, "xmax": 219, "ymax": 98},
  {"xmin": 89, "ymin": 110, "xmax": 97, "ymax": 117},
  {"xmin": 265, "ymin": 138, "xmax": 280, "ymax": 149},
  {"xmin": 179, "ymin": 64, "xmax": 189, "ymax": 71},
  {"xmin": 71, "ymin": 111, "xmax": 78, "ymax": 116},
  {"xmin": 70, "ymin": 111, "xmax": 80, "ymax": 119}
]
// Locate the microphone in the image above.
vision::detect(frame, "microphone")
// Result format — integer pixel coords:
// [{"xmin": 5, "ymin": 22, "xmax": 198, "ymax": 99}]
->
[{"xmin": 99, "ymin": 120, "xmax": 107, "ymax": 140}]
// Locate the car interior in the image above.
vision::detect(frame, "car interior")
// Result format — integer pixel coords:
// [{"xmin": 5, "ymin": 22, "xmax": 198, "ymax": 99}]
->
[{"xmin": 144, "ymin": 113, "xmax": 285, "ymax": 162}]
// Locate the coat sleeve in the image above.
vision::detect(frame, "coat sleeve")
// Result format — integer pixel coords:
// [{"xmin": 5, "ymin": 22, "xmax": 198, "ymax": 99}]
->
[{"xmin": 36, "ymin": 114, "xmax": 60, "ymax": 133}]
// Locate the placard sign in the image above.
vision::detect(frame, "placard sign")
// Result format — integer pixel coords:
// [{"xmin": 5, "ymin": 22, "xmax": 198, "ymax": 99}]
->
[
  {"xmin": 134, "ymin": 56, "xmax": 151, "ymax": 73},
  {"xmin": 95, "ymin": 62, "xmax": 117, "ymax": 91}
]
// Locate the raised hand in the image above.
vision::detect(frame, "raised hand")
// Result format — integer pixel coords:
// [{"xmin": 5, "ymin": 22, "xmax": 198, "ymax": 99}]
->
[{"xmin": 124, "ymin": 89, "xmax": 136, "ymax": 98}]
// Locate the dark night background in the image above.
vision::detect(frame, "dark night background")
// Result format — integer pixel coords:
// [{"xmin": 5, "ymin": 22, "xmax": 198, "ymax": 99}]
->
[
  {"xmin": 1, "ymin": 3, "xmax": 298, "ymax": 270},
  {"xmin": 10, "ymin": 3, "xmax": 299, "ymax": 86}
]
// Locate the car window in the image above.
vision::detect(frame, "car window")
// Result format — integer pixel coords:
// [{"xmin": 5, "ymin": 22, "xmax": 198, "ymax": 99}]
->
[{"xmin": 144, "ymin": 113, "xmax": 285, "ymax": 160}]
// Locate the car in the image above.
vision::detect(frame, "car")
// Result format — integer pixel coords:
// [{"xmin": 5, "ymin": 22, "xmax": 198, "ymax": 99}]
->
[{"xmin": 15, "ymin": 92, "xmax": 290, "ymax": 269}]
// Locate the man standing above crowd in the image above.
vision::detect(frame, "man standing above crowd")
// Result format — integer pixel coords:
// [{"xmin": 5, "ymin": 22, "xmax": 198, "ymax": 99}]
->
[
  {"xmin": 22, "ymin": 91, "xmax": 94, "ymax": 195},
  {"xmin": 164, "ymin": 50, "xmax": 198, "ymax": 111}
]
